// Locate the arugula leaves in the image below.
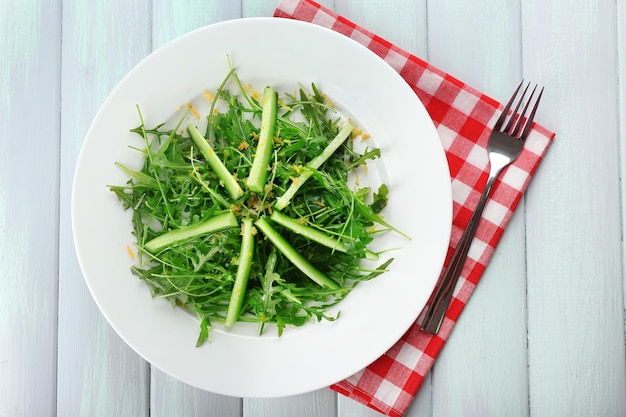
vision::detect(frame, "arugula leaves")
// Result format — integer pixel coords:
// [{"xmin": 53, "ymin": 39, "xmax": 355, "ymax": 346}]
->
[{"xmin": 110, "ymin": 68, "xmax": 402, "ymax": 345}]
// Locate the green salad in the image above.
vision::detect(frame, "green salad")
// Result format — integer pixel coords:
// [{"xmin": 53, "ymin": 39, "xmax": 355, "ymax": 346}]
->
[{"xmin": 109, "ymin": 63, "xmax": 405, "ymax": 346}]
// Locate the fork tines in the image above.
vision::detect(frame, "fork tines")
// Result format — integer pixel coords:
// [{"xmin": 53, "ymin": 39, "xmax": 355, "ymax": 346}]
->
[{"xmin": 495, "ymin": 80, "xmax": 544, "ymax": 140}]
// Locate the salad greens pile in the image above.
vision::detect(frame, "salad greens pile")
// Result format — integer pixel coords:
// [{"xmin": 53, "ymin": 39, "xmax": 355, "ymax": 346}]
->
[{"xmin": 109, "ymin": 64, "xmax": 404, "ymax": 346}]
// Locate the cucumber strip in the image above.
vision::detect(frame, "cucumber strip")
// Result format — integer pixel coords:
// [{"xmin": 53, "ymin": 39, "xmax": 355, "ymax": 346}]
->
[
  {"xmin": 274, "ymin": 121, "xmax": 353, "ymax": 210},
  {"xmin": 255, "ymin": 216, "xmax": 339, "ymax": 290},
  {"xmin": 225, "ymin": 217, "xmax": 255, "ymax": 328},
  {"xmin": 269, "ymin": 211, "xmax": 379, "ymax": 260},
  {"xmin": 258, "ymin": 248, "xmax": 278, "ymax": 336},
  {"xmin": 187, "ymin": 124, "xmax": 244, "ymax": 200},
  {"xmin": 269, "ymin": 211, "xmax": 348, "ymax": 253},
  {"xmin": 246, "ymin": 86, "xmax": 278, "ymax": 193},
  {"xmin": 144, "ymin": 211, "xmax": 239, "ymax": 253}
]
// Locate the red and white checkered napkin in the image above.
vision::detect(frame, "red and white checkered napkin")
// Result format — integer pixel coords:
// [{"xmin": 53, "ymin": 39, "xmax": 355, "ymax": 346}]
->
[{"xmin": 275, "ymin": 1, "xmax": 555, "ymax": 416}]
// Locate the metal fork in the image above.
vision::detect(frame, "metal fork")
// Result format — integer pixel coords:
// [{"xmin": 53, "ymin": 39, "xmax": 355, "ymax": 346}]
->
[{"xmin": 420, "ymin": 81, "xmax": 544, "ymax": 335}]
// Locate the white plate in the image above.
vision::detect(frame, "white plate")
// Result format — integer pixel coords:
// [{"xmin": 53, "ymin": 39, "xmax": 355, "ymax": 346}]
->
[{"xmin": 72, "ymin": 17, "xmax": 451, "ymax": 398}]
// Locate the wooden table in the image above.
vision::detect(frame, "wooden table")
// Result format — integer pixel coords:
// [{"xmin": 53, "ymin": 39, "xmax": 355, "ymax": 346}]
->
[{"xmin": 2, "ymin": 0, "xmax": 625, "ymax": 416}]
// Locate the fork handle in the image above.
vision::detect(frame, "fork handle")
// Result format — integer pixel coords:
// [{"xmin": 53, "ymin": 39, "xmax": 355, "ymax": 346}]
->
[{"xmin": 420, "ymin": 174, "xmax": 498, "ymax": 334}]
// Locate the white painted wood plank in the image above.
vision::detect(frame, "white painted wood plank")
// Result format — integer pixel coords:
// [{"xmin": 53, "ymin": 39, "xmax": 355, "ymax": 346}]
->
[
  {"xmin": 244, "ymin": 390, "xmax": 336, "ymax": 417},
  {"xmin": 152, "ymin": 0, "xmax": 240, "ymax": 50},
  {"xmin": 147, "ymin": 1, "xmax": 254, "ymax": 414},
  {"xmin": 150, "ymin": 368, "xmax": 241, "ymax": 417},
  {"xmin": 619, "ymin": 0, "xmax": 626, "ymax": 341},
  {"xmin": 0, "ymin": 0, "xmax": 61, "ymax": 416},
  {"xmin": 242, "ymin": 2, "xmax": 340, "ymax": 416},
  {"xmin": 242, "ymin": 0, "xmax": 283, "ymax": 17},
  {"xmin": 427, "ymin": 0, "xmax": 524, "ymax": 95},
  {"xmin": 3, "ymin": 1, "xmax": 625, "ymax": 417},
  {"xmin": 240, "ymin": 3, "xmax": 342, "ymax": 417},
  {"xmin": 336, "ymin": 0, "xmax": 428, "ymax": 59},
  {"xmin": 430, "ymin": 213, "xmax": 528, "ymax": 417},
  {"xmin": 329, "ymin": 1, "xmax": 433, "ymax": 416},
  {"xmin": 57, "ymin": 0, "xmax": 152, "ymax": 415},
  {"xmin": 147, "ymin": 2, "xmax": 243, "ymax": 416},
  {"xmin": 418, "ymin": 1, "xmax": 529, "ymax": 416},
  {"xmin": 522, "ymin": 0, "xmax": 626, "ymax": 415}
]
